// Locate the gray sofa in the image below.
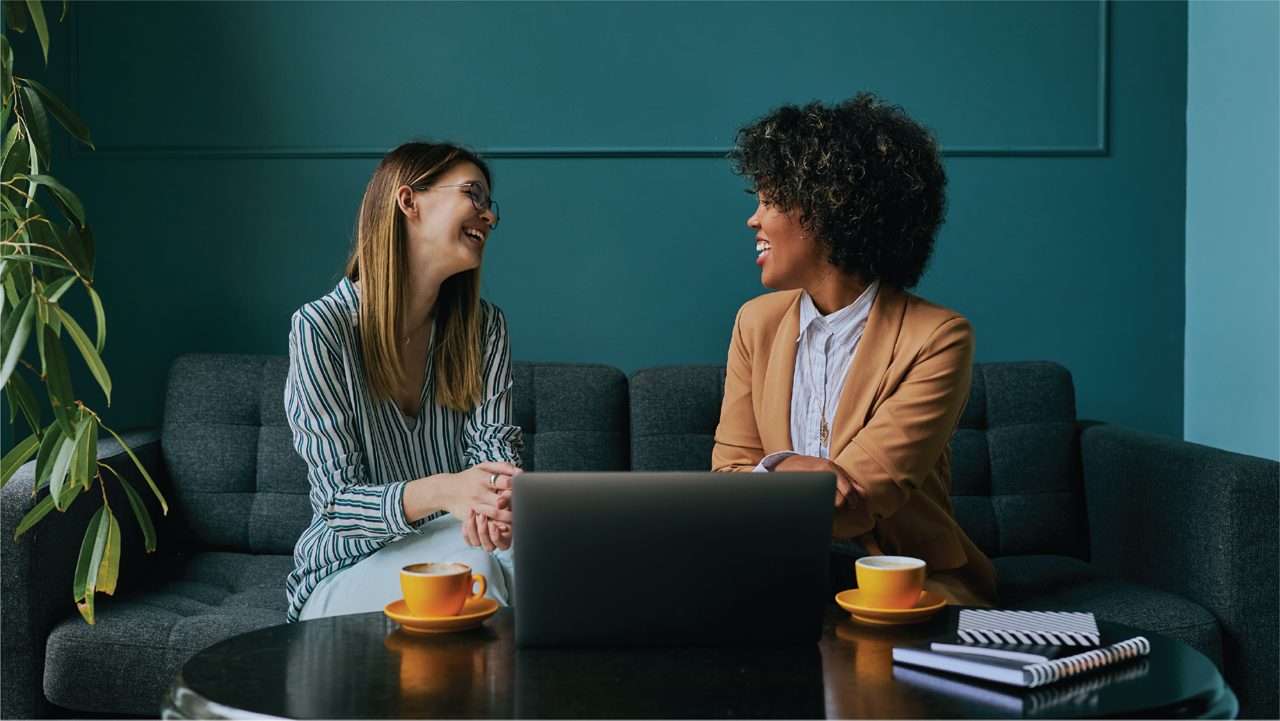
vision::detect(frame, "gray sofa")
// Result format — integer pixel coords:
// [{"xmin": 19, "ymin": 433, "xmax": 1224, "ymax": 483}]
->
[{"xmin": 2, "ymin": 355, "xmax": 1276, "ymax": 719}]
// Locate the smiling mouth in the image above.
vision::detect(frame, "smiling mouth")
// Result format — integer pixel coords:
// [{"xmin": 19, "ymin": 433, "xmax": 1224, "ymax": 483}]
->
[
  {"xmin": 462, "ymin": 227, "xmax": 486, "ymax": 246},
  {"xmin": 756, "ymin": 239, "xmax": 771, "ymax": 264}
]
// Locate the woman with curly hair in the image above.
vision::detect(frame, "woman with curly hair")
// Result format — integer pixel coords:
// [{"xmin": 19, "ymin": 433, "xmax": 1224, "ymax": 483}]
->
[{"xmin": 712, "ymin": 93, "xmax": 996, "ymax": 606}]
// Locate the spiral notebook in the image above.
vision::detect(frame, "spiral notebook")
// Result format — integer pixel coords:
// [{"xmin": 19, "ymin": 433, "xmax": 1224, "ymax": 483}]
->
[
  {"xmin": 957, "ymin": 609, "xmax": 1101, "ymax": 646},
  {"xmin": 892, "ymin": 636, "xmax": 1151, "ymax": 688},
  {"xmin": 893, "ymin": 657, "xmax": 1153, "ymax": 715}
]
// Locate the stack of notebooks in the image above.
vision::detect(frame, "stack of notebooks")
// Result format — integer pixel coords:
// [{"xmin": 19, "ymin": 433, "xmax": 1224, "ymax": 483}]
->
[{"xmin": 892, "ymin": 610, "xmax": 1151, "ymax": 689}]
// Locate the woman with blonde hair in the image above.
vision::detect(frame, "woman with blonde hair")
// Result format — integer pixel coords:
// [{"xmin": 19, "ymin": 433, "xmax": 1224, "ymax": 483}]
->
[{"xmin": 285, "ymin": 141, "xmax": 521, "ymax": 621}]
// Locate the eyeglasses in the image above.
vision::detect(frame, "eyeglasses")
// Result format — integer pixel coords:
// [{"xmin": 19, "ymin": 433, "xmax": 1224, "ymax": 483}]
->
[{"xmin": 413, "ymin": 181, "xmax": 500, "ymax": 228}]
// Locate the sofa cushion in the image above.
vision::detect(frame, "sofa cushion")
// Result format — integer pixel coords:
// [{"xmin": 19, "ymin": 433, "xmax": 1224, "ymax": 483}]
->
[
  {"xmin": 953, "ymin": 363, "xmax": 1089, "ymax": 560},
  {"xmin": 42, "ymin": 552, "xmax": 291, "ymax": 716},
  {"xmin": 511, "ymin": 363, "xmax": 629, "ymax": 472},
  {"xmin": 162, "ymin": 355, "xmax": 309, "ymax": 554},
  {"xmin": 994, "ymin": 555, "xmax": 1223, "ymax": 668},
  {"xmin": 629, "ymin": 365, "xmax": 724, "ymax": 471}
]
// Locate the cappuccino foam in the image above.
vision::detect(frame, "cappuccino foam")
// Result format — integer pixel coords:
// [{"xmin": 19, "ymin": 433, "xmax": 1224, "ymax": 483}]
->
[{"xmin": 403, "ymin": 562, "xmax": 468, "ymax": 576}]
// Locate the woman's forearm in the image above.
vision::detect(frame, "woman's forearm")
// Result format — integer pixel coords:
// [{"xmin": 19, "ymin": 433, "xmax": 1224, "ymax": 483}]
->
[{"xmin": 400, "ymin": 473, "xmax": 452, "ymax": 524}]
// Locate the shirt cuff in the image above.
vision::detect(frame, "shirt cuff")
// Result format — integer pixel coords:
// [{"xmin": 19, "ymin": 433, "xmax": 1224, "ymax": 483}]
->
[
  {"xmin": 754, "ymin": 450, "xmax": 798, "ymax": 472},
  {"xmin": 382, "ymin": 480, "xmax": 421, "ymax": 537}
]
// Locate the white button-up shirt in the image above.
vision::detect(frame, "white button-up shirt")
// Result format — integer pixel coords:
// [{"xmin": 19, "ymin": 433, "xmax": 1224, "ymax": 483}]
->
[{"xmin": 755, "ymin": 281, "xmax": 880, "ymax": 471}]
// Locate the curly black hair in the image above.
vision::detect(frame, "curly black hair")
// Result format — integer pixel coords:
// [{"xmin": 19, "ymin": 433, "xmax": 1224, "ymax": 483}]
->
[{"xmin": 730, "ymin": 93, "xmax": 947, "ymax": 289}]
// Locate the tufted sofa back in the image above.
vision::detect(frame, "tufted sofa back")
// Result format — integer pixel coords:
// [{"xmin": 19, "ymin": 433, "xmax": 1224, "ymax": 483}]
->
[
  {"xmin": 162, "ymin": 355, "xmax": 1086, "ymax": 560},
  {"xmin": 628, "ymin": 361, "xmax": 1088, "ymax": 560},
  {"xmin": 161, "ymin": 356, "xmax": 629, "ymax": 554}
]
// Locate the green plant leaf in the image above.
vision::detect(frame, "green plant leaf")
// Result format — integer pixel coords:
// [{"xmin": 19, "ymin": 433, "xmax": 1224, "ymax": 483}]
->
[
  {"xmin": 0, "ymin": 124, "xmax": 17, "ymax": 174},
  {"xmin": 97, "ymin": 507, "xmax": 120, "ymax": 595},
  {"xmin": 73, "ymin": 505, "xmax": 108, "ymax": 623},
  {"xmin": 101, "ymin": 424, "xmax": 167, "ymax": 515},
  {"xmin": 76, "ymin": 415, "xmax": 97, "ymax": 490},
  {"xmin": 3, "ymin": 271, "xmax": 20, "ymax": 307},
  {"xmin": 24, "ymin": 0, "xmax": 48, "ymax": 62},
  {"xmin": 12, "ymin": 482, "xmax": 78, "ymax": 540},
  {"xmin": 0, "ymin": 292, "xmax": 33, "ymax": 388},
  {"xmin": 13, "ymin": 493, "xmax": 51, "ymax": 538},
  {"xmin": 42, "ymin": 274, "xmax": 75, "ymax": 302},
  {"xmin": 25, "ymin": 215, "xmax": 68, "ymax": 283},
  {"xmin": 86, "ymin": 283, "xmax": 104, "ymax": 352},
  {"xmin": 32, "ymin": 418, "xmax": 62, "ymax": 490},
  {"xmin": 35, "ymin": 294, "xmax": 47, "ymax": 356},
  {"xmin": 71, "ymin": 413, "xmax": 92, "ymax": 490},
  {"xmin": 46, "ymin": 304, "xmax": 60, "ymax": 337},
  {"xmin": 6, "ymin": 367, "xmax": 41, "ymax": 430},
  {"xmin": 17, "ymin": 86, "xmax": 50, "ymax": 166},
  {"xmin": 9, "ymin": 255, "xmax": 30, "ymax": 293},
  {"xmin": 41, "ymin": 324, "xmax": 75, "ymax": 437},
  {"xmin": 21, "ymin": 78, "xmax": 93, "ymax": 149},
  {"xmin": 1, "ymin": 193, "xmax": 26, "ymax": 232},
  {"xmin": 0, "ymin": 125, "xmax": 29, "ymax": 193},
  {"xmin": 0, "ymin": 432, "xmax": 38, "ymax": 488},
  {"xmin": 3, "ymin": 0, "xmax": 27, "ymax": 33},
  {"xmin": 107, "ymin": 464, "xmax": 156, "ymax": 552},
  {"xmin": 21, "ymin": 174, "xmax": 85, "ymax": 227},
  {"xmin": 72, "ymin": 506, "xmax": 104, "ymax": 602},
  {"xmin": 63, "ymin": 222, "xmax": 92, "ymax": 279},
  {"xmin": 6, "ymin": 250, "xmax": 72, "ymax": 273},
  {"xmin": 26, "ymin": 125, "xmax": 38, "ymax": 177},
  {"xmin": 47, "ymin": 433, "xmax": 75, "ymax": 509},
  {"xmin": 66, "ymin": 415, "xmax": 84, "ymax": 490},
  {"xmin": 1, "ymin": 35, "xmax": 13, "ymax": 121},
  {"xmin": 53, "ymin": 305, "xmax": 109, "ymax": 402}
]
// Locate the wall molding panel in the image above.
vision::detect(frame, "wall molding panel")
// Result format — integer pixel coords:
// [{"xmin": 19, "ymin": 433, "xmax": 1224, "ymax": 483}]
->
[{"xmin": 72, "ymin": 1, "xmax": 1110, "ymax": 160}]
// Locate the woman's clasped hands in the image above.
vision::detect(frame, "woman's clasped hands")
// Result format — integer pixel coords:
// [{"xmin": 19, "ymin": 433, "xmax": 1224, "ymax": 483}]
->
[
  {"xmin": 774, "ymin": 455, "xmax": 865, "ymax": 509},
  {"xmin": 454, "ymin": 461, "xmax": 519, "ymax": 552}
]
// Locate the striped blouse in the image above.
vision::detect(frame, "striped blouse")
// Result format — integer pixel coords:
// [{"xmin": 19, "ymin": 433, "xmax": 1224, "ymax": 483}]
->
[{"xmin": 283, "ymin": 277, "xmax": 523, "ymax": 622}]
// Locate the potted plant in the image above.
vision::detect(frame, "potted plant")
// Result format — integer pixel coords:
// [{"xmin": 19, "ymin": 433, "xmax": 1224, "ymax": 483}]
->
[{"xmin": 1, "ymin": 0, "xmax": 165, "ymax": 623}]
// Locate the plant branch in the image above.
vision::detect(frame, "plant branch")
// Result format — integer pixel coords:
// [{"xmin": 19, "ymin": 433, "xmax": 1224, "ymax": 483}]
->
[
  {"xmin": 0, "ymin": 239, "xmax": 88, "ymax": 283},
  {"xmin": 0, "ymin": 180, "xmax": 36, "ymax": 203}
]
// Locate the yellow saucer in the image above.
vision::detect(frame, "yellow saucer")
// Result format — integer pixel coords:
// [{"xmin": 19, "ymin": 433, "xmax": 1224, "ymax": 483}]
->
[
  {"xmin": 834, "ymin": 589, "xmax": 947, "ymax": 625},
  {"xmin": 383, "ymin": 596, "xmax": 499, "ymax": 634}
]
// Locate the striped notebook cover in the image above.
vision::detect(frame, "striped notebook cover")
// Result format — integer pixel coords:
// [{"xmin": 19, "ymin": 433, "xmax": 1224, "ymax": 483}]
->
[{"xmin": 958, "ymin": 609, "xmax": 1101, "ymax": 646}]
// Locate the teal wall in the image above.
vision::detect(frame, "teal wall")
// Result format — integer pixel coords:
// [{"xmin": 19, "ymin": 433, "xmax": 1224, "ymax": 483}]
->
[
  {"xmin": 1185, "ymin": 1, "xmax": 1280, "ymax": 461},
  {"xmin": 8, "ymin": 1, "xmax": 1191, "ymax": 445}
]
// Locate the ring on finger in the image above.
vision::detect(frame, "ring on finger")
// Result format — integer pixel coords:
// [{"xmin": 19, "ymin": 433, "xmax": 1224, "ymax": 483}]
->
[{"xmin": 488, "ymin": 472, "xmax": 498, "ymax": 490}]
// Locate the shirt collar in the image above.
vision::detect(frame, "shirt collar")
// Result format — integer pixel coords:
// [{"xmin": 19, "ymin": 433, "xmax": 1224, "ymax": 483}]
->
[{"xmin": 797, "ymin": 281, "xmax": 880, "ymax": 342}]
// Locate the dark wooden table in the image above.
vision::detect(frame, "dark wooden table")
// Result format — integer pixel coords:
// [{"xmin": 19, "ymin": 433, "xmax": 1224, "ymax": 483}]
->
[{"xmin": 162, "ymin": 606, "xmax": 1237, "ymax": 719}]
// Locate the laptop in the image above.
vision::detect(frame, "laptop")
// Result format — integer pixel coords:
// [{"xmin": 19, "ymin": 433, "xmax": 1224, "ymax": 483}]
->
[{"xmin": 512, "ymin": 471, "xmax": 836, "ymax": 647}]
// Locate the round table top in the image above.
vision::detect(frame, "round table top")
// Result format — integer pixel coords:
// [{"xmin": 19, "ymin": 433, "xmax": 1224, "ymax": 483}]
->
[{"xmin": 163, "ymin": 605, "xmax": 1237, "ymax": 719}]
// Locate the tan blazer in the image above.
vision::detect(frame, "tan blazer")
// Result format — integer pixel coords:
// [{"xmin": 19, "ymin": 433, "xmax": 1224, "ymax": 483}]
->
[{"xmin": 712, "ymin": 285, "xmax": 997, "ymax": 606}]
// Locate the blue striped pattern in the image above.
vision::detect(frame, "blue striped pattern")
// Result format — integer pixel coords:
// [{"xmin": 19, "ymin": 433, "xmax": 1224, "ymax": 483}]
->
[
  {"xmin": 791, "ymin": 282, "xmax": 879, "ymax": 459},
  {"xmin": 283, "ymin": 278, "xmax": 522, "ymax": 621}
]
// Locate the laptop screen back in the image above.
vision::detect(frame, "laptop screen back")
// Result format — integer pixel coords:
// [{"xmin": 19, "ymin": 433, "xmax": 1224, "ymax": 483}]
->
[{"xmin": 513, "ymin": 471, "xmax": 835, "ymax": 647}]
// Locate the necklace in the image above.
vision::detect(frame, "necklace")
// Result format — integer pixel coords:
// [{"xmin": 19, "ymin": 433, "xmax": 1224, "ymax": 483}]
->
[
  {"xmin": 402, "ymin": 315, "xmax": 434, "ymax": 346},
  {"xmin": 803, "ymin": 336, "xmax": 831, "ymax": 449}
]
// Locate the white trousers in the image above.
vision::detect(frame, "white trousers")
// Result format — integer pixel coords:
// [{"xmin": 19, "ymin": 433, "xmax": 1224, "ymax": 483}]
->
[{"xmin": 298, "ymin": 515, "xmax": 515, "ymax": 620}]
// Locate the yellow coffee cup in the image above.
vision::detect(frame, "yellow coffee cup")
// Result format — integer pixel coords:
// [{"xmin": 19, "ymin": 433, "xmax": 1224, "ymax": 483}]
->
[
  {"xmin": 855, "ymin": 555, "xmax": 925, "ymax": 609},
  {"xmin": 400, "ymin": 562, "xmax": 487, "ymax": 617}
]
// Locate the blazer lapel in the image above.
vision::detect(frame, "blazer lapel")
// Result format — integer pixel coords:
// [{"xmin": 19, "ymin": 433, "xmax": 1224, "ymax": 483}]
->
[
  {"xmin": 760, "ymin": 292, "xmax": 802, "ymax": 452},
  {"xmin": 831, "ymin": 285, "xmax": 907, "ymax": 446}
]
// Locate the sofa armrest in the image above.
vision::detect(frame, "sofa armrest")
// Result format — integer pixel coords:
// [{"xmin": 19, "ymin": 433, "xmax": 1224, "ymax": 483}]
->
[
  {"xmin": 0, "ymin": 428, "xmax": 170, "ymax": 720},
  {"xmin": 1081, "ymin": 424, "xmax": 1278, "ymax": 718}
]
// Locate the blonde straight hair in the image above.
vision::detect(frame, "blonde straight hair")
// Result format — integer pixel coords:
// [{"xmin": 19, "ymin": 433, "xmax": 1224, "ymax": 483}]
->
[{"xmin": 345, "ymin": 141, "xmax": 489, "ymax": 412}]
